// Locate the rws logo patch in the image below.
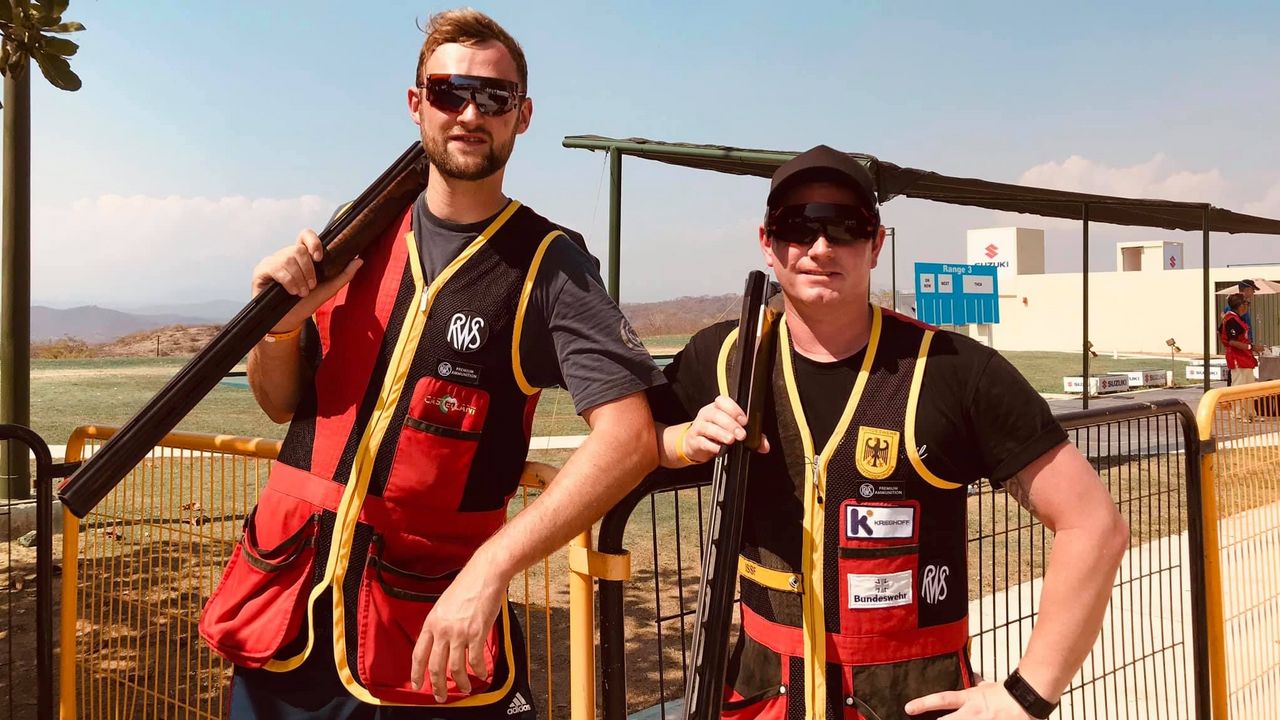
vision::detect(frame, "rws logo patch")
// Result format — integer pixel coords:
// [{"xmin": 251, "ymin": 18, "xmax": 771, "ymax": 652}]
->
[{"xmin": 446, "ymin": 310, "xmax": 488, "ymax": 353}]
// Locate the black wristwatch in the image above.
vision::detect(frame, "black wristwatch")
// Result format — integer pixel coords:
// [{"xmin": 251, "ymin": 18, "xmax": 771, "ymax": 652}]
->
[{"xmin": 1003, "ymin": 668, "xmax": 1057, "ymax": 719}]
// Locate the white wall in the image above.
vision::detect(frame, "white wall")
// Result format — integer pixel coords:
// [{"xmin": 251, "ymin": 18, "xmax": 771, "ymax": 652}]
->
[{"xmin": 988, "ymin": 265, "xmax": 1280, "ymax": 355}]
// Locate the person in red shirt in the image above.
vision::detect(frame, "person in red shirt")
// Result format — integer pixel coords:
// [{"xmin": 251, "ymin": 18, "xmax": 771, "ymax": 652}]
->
[{"xmin": 1222, "ymin": 293, "xmax": 1260, "ymax": 420}]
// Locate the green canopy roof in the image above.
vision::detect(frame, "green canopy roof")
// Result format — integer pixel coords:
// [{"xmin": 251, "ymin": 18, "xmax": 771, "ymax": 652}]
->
[{"xmin": 563, "ymin": 135, "xmax": 1280, "ymax": 235}]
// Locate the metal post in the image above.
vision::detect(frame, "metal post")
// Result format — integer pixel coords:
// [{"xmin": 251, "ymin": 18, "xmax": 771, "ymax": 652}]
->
[
  {"xmin": 1082, "ymin": 204, "xmax": 1090, "ymax": 410},
  {"xmin": 1, "ymin": 71, "xmax": 32, "ymax": 499},
  {"xmin": 1203, "ymin": 208, "xmax": 1211, "ymax": 392},
  {"xmin": 608, "ymin": 148, "xmax": 622, "ymax": 302},
  {"xmin": 888, "ymin": 227, "xmax": 897, "ymax": 311}
]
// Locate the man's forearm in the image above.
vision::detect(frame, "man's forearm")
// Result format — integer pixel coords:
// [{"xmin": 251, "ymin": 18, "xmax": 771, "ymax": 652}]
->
[
  {"xmin": 1013, "ymin": 517, "xmax": 1129, "ymax": 701},
  {"xmin": 247, "ymin": 337, "xmax": 308, "ymax": 423},
  {"xmin": 468, "ymin": 398, "xmax": 657, "ymax": 584}
]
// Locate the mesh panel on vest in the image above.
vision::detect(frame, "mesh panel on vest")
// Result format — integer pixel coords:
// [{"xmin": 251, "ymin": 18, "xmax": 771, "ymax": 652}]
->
[
  {"xmin": 278, "ymin": 383, "xmax": 318, "ymax": 470},
  {"xmin": 821, "ymin": 322, "xmax": 920, "ymax": 632},
  {"xmin": 343, "ymin": 521, "xmax": 376, "ymax": 684},
  {"xmin": 785, "ymin": 655, "xmax": 806, "ymax": 720},
  {"xmin": 825, "ymin": 663, "xmax": 845, "ymax": 718},
  {"xmin": 331, "ymin": 262, "xmax": 417, "ymax": 487}
]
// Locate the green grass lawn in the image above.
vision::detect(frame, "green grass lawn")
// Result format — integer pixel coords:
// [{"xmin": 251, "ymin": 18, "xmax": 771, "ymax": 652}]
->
[
  {"xmin": 999, "ymin": 351, "xmax": 1191, "ymax": 394},
  {"xmin": 27, "ymin": 349, "xmax": 1191, "ymax": 448},
  {"xmin": 30, "ymin": 357, "xmax": 592, "ymax": 447}
]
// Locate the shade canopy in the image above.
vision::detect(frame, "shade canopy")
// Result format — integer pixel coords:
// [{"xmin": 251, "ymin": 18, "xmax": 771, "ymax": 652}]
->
[
  {"xmin": 563, "ymin": 135, "xmax": 1280, "ymax": 235},
  {"xmin": 1215, "ymin": 278, "xmax": 1280, "ymax": 295}
]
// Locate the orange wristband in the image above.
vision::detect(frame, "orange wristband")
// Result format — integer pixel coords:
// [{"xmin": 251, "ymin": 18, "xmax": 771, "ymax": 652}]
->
[
  {"xmin": 675, "ymin": 422, "xmax": 694, "ymax": 466},
  {"xmin": 264, "ymin": 326, "xmax": 302, "ymax": 343}
]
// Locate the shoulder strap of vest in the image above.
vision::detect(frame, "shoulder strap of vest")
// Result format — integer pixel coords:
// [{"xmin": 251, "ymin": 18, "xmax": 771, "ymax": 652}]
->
[
  {"xmin": 512, "ymin": 227, "xmax": 570, "ymax": 395},
  {"xmin": 716, "ymin": 327, "xmax": 739, "ymax": 397},
  {"xmin": 904, "ymin": 328, "xmax": 962, "ymax": 490}
]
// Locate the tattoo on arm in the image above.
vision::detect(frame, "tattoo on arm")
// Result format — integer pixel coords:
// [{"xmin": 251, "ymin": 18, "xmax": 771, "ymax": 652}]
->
[{"xmin": 1004, "ymin": 472, "xmax": 1036, "ymax": 516}]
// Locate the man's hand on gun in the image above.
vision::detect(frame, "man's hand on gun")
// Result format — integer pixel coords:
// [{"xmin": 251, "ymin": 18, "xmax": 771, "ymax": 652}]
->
[
  {"xmin": 677, "ymin": 395, "xmax": 770, "ymax": 464},
  {"xmin": 251, "ymin": 229, "xmax": 364, "ymax": 333}
]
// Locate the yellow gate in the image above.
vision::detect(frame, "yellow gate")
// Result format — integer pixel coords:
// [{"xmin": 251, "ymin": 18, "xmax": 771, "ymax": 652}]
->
[{"xmin": 57, "ymin": 425, "xmax": 597, "ymax": 719}]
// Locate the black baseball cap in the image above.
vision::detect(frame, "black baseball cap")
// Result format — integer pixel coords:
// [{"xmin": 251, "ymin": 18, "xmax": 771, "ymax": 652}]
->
[
  {"xmin": 767, "ymin": 144, "xmax": 879, "ymax": 214},
  {"xmin": 1239, "ymin": 279, "xmax": 1260, "ymax": 291}
]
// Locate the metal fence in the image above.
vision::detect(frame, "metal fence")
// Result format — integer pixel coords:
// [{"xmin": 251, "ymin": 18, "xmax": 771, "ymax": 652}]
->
[
  {"xmin": 55, "ymin": 426, "xmax": 580, "ymax": 720},
  {"xmin": 0, "ymin": 425, "xmax": 72, "ymax": 720},
  {"xmin": 594, "ymin": 400, "xmax": 1210, "ymax": 720},
  {"xmin": 1196, "ymin": 379, "xmax": 1280, "ymax": 719}
]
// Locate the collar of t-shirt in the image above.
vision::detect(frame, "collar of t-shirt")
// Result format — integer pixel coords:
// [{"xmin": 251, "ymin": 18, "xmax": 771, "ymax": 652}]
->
[
  {"xmin": 412, "ymin": 194, "xmax": 508, "ymax": 283},
  {"xmin": 791, "ymin": 348, "xmax": 867, "ymax": 452}
]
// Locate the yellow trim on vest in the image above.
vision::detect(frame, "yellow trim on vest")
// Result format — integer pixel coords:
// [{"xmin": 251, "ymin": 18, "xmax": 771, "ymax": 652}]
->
[
  {"xmin": 716, "ymin": 327, "xmax": 738, "ymax": 397},
  {"xmin": 330, "ymin": 201, "xmax": 523, "ymax": 706},
  {"xmin": 778, "ymin": 306, "xmax": 881, "ymax": 720},
  {"xmin": 512, "ymin": 229, "xmax": 567, "ymax": 395},
  {"xmin": 738, "ymin": 555, "xmax": 803, "ymax": 594},
  {"xmin": 906, "ymin": 330, "xmax": 963, "ymax": 490}
]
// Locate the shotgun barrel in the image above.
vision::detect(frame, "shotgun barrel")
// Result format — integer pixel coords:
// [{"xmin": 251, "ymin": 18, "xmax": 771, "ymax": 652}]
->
[
  {"xmin": 683, "ymin": 269, "xmax": 778, "ymax": 720},
  {"xmin": 59, "ymin": 142, "xmax": 428, "ymax": 517}
]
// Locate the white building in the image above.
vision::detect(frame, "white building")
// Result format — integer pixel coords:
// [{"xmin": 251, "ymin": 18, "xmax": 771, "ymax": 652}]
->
[{"xmin": 961, "ymin": 227, "xmax": 1278, "ymax": 355}]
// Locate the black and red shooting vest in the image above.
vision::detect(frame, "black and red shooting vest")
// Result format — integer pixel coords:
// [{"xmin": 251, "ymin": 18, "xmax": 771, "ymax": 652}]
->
[
  {"xmin": 717, "ymin": 306, "xmax": 974, "ymax": 720},
  {"xmin": 199, "ymin": 199, "xmax": 564, "ymax": 709}
]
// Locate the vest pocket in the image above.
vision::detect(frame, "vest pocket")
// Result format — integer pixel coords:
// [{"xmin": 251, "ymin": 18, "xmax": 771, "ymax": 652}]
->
[
  {"xmin": 723, "ymin": 684, "xmax": 788, "ymax": 720},
  {"xmin": 355, "ymin": 538, "xmax": 505, "ymax": 705},
  {"xmin": 384, "ymin": 376, "xmax": 490, "ymax": 514},
  {"xmin": 198, "ymin": 497, "xmax": 321, "ymax": 668},
  {"xmin": 837, "ymin": 499, "xmax": 920, "ymax": 637}
]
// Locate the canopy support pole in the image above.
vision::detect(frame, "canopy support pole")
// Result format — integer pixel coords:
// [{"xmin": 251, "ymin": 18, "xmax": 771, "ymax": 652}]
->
[
  {"xmin": 1203, "ymin": 208, "xmax": 1211, "ymax": 392},
  {"xmin": 608, "ymin": 148, "xmax": 623, "ymax": 302},
  {"xmin": 1082, "ymin": 204, "xmax": 1090, "ymax": 409}
]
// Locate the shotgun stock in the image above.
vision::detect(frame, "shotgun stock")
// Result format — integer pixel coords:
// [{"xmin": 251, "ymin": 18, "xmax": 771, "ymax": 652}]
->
[{"xmin": 59, "ymin": 142, "xmax": 428, "ymax": 518}]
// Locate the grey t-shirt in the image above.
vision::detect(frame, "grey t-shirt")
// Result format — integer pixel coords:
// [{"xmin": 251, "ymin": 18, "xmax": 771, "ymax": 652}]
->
[{"xmin": 413, "ymin": 195, "xmax": 664, "ymax": 413}]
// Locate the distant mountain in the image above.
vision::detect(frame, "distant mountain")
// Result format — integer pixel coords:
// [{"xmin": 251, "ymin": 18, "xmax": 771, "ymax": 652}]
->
[
  {"xmin": 32, "ymin": 305, "xmax": 216, "ymax": 343},
  {"xmin": 121, "ymin": 299, "xmax": 243, "ymax": 323},
  {"xmin": 622, "ymin": 293, "xmax": 740, "ymax": 336}
]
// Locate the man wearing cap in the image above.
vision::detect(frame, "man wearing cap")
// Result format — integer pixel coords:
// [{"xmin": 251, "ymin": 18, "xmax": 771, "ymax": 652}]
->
[
  {"xmin": 1223, "ymin": 280, "xmax": 1258, "ymax": 386},
  {"xmin": 648, "ymin": 145, "xmax": 1129, "ymax": 719},
  {"xmin": 1222, "ymin": 293, "xmax": 1259, "ymax": 409},
  {"xmin": 1237, "ymin": 279, "xmax": 1258, "ymax": 327}
]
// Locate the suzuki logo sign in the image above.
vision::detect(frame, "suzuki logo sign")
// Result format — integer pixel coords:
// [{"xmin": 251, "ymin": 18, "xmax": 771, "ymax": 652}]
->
[
  {"xmin": 984, "ymin": 244, "xmax": 999, "ymax": 259},
  {"xmin": 1169, "ymin": 255, "xmax": 1178, "ymax": 268}
]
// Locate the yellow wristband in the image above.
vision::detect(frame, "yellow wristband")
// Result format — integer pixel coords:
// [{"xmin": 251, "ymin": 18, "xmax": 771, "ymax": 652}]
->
[
  {"xmin": 264, "ymin": 326, "xmax": 302, "ymax": 343},
  {"xmin": 675, "ymin": 422, "xmax": 694, "ymax": 466}
]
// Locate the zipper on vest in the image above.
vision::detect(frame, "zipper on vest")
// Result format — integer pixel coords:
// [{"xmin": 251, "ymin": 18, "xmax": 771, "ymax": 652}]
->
[{"xmin": 812, "ymin": 454, "xmax": 823, "ymax": 504}]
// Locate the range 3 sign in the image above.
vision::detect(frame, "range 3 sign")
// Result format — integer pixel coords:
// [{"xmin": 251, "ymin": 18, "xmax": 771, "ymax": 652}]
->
[{"xmin": 914, "ymin": 262, "xmax": 1000, "ymax": 325}]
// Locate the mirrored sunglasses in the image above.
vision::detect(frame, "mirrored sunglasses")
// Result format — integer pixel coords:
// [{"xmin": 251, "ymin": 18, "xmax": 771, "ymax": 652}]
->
[{"xmin": 419, "ymin": 74, "xmax": 524, "ymax": 116}]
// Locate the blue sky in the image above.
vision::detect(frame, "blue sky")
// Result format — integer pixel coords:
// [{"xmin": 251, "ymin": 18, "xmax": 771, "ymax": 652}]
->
[{"xmin": 27, "ymin": 0, "xmax": 1280, "ymax": 307}]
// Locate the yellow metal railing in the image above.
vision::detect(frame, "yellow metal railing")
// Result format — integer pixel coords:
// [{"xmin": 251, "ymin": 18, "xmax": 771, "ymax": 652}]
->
[
  {"xmin": 58, "ymin": 425, "xmax": 596, "ymax": 720},
  {"xmin": 1197, "ymin": 379, "xmax": 1280, "ymax": 720}
]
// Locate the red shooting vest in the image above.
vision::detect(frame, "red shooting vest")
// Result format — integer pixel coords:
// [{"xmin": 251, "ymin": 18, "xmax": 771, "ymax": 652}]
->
[{"xmin": 200, "ymin": 199, "xmax": 566, "ymax": 709}]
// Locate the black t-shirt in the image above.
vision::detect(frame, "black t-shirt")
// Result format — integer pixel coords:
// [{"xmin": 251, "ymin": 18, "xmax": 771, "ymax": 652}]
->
[
  {"xmin": 411, "ymin": 196, "xmax": 664, "ymax": 413},
  {"xmin": 649, "ymin": 317, "xmax": 1067, "ymax": 486}
]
